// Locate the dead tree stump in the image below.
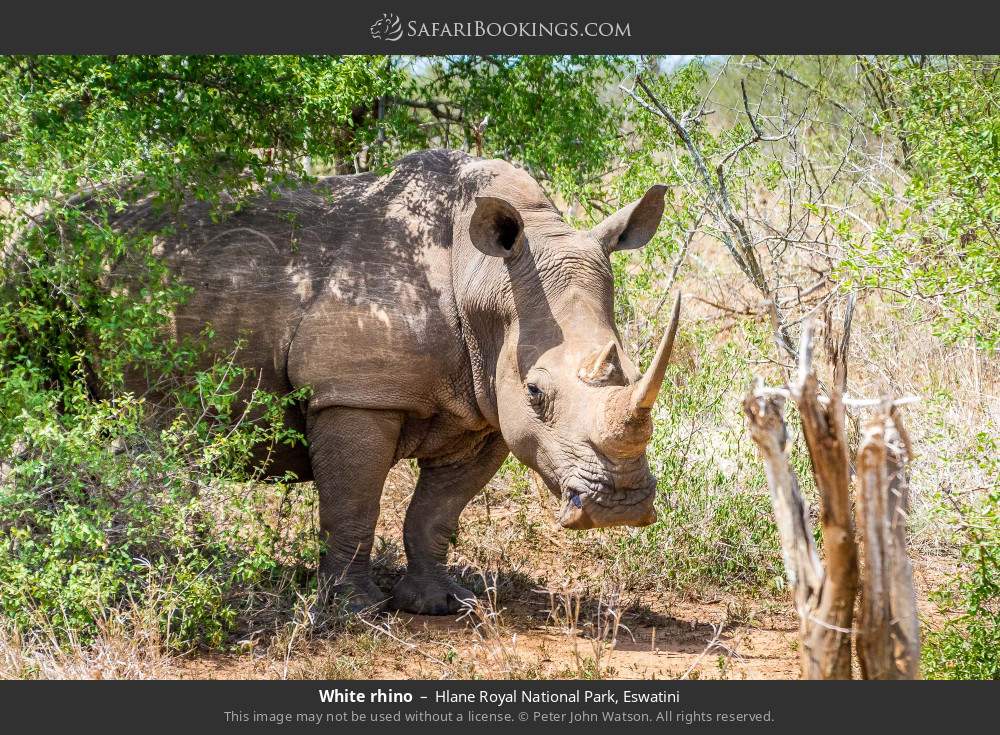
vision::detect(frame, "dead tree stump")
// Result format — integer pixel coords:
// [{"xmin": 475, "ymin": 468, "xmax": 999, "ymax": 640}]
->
[{"xmin": 744, "ymin": 314, "xmax": 920, "ymax": 679}]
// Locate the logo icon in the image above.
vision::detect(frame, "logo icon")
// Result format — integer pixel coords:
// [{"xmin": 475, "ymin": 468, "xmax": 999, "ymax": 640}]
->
[{"xmin": 370, "ymin": 13, "xmax": 403, "ymax": 41}]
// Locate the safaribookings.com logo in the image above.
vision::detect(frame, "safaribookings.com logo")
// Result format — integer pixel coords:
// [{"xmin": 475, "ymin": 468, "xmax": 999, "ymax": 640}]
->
[
  {"xmin": 370, "ymin": 13, "xmax": 631, "ymax": 41},
  {"xmin": 370, "ymin": 13, "xmax": 404, "ymax": 41}
]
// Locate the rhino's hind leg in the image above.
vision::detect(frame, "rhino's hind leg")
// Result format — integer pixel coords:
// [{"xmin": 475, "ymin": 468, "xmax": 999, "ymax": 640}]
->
[
  {"xmin": 308, "ymin": 406, "xmax": 403, "ymax": 615},
  {"xmin": 392, "ymin": 434, "xmax": 508, "ymax": 615}
]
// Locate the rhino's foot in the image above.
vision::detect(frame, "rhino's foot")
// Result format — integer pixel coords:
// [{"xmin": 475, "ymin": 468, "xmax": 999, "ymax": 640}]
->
[
  {"xmin": 318, "ymin": 575, "xmax": 390, "ymax": 617},
  {"xmin": 391, "ymin": 571, "xmax": 477, "ymax": 615}
]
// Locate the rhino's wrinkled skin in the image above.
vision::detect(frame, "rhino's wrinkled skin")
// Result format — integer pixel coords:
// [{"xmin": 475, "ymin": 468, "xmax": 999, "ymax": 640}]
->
[{"xmin": 114, "ymin": 150, "xmax": 679, "ymax": 614}]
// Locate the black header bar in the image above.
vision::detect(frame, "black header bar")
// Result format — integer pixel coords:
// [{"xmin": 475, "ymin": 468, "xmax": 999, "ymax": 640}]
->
[{"xmin": 2, "ymin": 1, "xmax": 998, "ymax": 54}]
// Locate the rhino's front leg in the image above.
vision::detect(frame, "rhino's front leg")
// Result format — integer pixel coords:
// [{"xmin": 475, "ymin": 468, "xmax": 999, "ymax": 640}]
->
[
  {"xmin": 308, "ymin": 406, "xmax": 404, "ymax": 614},
  {"xmin": 392, "ymin": 434, "xmax": 509, "ymax": 614}
]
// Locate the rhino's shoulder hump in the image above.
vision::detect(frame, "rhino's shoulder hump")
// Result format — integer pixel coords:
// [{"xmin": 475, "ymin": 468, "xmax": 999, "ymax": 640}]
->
[{"xmin": 455, "ymin": 154, "xmax": 551, "ymax": 210}]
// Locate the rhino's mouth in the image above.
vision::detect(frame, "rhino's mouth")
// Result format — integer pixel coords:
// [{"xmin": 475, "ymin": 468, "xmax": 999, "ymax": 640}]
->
[{"xmin": 555, "ymin": 473, "xmax": 657, "ymax": 530}]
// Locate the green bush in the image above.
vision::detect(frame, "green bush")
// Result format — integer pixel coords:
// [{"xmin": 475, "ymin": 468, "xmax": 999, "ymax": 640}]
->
[
  {"xmin": 922, "ymin": 434, "xmax": 999, "ymax": 679},
  {"xmin": 841, "ymin": 57, "xmax": 1000, "ymax": 349},
  {"xmin": 0, "ymin": 56, "xmax": 372, "ymax": 647},
  {"xmin": 0, "ymin": 358, "xmax": 315, "ymax": 648}
]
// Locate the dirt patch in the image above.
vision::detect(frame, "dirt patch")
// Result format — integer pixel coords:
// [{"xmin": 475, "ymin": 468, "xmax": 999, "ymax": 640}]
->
[
  {"xmin": 170, "ymin": 595, "xmax": 801, "ymax": 681},
  {"xmin": 165, "ymin": 464, "xmax": 954, "ymax": 680}
]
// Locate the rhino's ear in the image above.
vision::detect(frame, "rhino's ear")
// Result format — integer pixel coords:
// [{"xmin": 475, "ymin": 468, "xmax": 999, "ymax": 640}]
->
[
  {"xmin": 591, "ymin": 184, "xmax": 668, "ymax": 253},
  {"xmin": 470, "ymin": 196, "xmax": 525, "ymax": 259}
]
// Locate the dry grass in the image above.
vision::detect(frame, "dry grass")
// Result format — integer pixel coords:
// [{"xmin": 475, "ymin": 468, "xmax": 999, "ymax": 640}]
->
[{"xmin": 1, "ymin": 604, "xmax": 172, "ymax": 680}]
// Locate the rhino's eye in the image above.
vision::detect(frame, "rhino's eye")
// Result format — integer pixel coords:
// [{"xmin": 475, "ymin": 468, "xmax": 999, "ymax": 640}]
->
[{"xmin": 526, "ymin": 382, "xmax": 544, "ymax": 406}]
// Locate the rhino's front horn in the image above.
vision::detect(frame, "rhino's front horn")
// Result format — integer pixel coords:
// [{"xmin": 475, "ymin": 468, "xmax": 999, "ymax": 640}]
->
[{"xmin": 630, "ymin": 292, "xmax": 682, "ymax": 414}]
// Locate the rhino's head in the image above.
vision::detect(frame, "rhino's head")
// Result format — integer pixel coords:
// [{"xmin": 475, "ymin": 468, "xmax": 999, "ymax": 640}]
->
[{"xmin": 457, "ymin": 163, "xmax": 680, "ymax": 531}]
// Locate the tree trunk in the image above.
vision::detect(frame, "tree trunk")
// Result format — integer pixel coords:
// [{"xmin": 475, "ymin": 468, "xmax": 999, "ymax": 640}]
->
[
  {"xmin": 856, "ymin": 407, "xmax": 921, "ymax": 679},
  {"xmin": 746, "ymin": 316, "xmax": 919, "ymax": 679},
  {"xmin": 794, "ymin": 374, "xmax": 858, "ymax": 679}
]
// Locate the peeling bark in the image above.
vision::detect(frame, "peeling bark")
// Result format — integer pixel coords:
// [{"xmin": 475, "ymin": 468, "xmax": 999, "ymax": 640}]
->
[{"xmin": 744, "ymin": 388, "xmax": 826, "ymax": 677}]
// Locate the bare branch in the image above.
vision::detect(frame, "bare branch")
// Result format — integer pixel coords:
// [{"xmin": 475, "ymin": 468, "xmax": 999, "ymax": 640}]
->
[
  {"xmin": 390, "ymin": 97, "xmax": 463, "ymax": 124},
  {"xmin": 767, "ymin": 300, "xmax": 796, "ymax": 366},
  {"xmin": 623, "ymin": 76, "xmax": 771, "ymax": 300},
  {"xmin": 750, "ymin": 55, "xmax": 859, "ymax": 120},
  {"xmin": 833, "ymin": 292, "xmax": 855, "ymax": 394}
]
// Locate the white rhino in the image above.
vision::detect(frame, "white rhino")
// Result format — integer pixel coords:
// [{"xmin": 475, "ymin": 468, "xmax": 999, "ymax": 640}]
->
[{"xmin": 112, "ymin": 149, "xmax": 681, "ymax": 613}]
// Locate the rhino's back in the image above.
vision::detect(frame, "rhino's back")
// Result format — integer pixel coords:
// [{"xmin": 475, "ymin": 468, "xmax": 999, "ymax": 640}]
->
[
  {"xmin": 286, "ymin": 150, "xmax": 481, "ymax": 419},
  {"xmin": 114, "ymin": 149, "xmax": 479, "ymax": 426}
]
